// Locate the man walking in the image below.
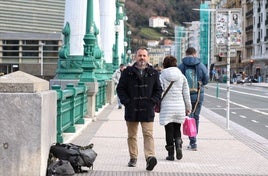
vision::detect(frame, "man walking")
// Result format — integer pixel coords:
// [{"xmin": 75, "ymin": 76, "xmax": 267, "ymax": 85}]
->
[
  {"xmin": 112, "ymin": 63, "xmax": 126, "ymax": 109},
  {"xmin": 116, "ymin": 47, "xmax": 162, "ymax": 171},
  {"xmin": 178, "ymin": 47, "xmax": 209, "ymax": 151}
]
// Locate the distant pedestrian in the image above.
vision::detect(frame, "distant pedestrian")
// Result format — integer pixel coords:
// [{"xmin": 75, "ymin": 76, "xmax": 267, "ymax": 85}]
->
[
  {"xmin": 116, "ymin": 47, "xmax": 162, "ymax": 171},
  {"xmin": 215, "ymin": 71, "xmax": 219, "ymax": 82},
  {"xmin": 178, "ymin": 47, "xmax": 209, "ymax": 151},
  {"xmin": 211, "ymin": 69, "xmax": 216, "ymax": 81},
  {"xmin": 242, "ymin": 72, "xmax": 246, "ymax": 81},
  {"xmin": 159, "ymin": 56, "xmax": 192, "ymax": 161},
  {"xmin": 112, "ymin": 63, "xmax": 126, "ymax": 109},
  {"xmin": 232, "ymin": 72, "xmax": 237, "ymax": 84},
  {"xmin": 153, "ymin": 64, "xmax": 162, "ymax": 74}
]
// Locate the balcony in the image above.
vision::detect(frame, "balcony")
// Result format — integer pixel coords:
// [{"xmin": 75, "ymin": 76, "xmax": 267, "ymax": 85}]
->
[
  {"xmin": 245, "ymin": 25, "xmax": 253, "ymax": 31},
  {"xmin": 246, "ymin": 9, "xmax": 253, "ymax": 17},
  {"xmin": 245, "ymin": 40, "xmax": 253, "ymax": 45}
]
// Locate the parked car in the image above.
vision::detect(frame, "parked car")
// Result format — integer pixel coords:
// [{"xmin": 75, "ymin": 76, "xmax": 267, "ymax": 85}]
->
[{"xmin": 235, "ymin": 74, "xmax": 258, "ymax": 84}]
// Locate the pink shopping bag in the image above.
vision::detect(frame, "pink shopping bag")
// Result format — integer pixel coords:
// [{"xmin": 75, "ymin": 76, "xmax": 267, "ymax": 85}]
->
[{"xmin": 183, "ymin": 117, "xmax": 197, "ymax": 137}]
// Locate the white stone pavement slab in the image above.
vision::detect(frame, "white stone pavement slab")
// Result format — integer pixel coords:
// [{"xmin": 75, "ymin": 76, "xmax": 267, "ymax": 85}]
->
[{"xmin": 71, "ymin": 104, "xmax": 268, "ymax": 175}]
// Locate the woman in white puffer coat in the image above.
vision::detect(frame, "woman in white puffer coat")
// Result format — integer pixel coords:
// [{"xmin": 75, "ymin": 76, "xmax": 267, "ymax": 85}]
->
[{"xmin": 159, "ymin": 56, "xmax": 192, "ymax": 161}]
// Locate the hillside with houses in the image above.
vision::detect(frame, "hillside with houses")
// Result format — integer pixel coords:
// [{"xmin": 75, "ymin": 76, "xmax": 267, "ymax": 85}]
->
[{"xmin": 125, "ymin": 0, "xmax": 200, "ymax": 49}]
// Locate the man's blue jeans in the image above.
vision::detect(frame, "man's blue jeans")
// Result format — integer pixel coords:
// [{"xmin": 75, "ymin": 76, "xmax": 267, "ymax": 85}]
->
[{"xmin": 189, "ymin": 100, "xmax": 203, "ymax": 148}]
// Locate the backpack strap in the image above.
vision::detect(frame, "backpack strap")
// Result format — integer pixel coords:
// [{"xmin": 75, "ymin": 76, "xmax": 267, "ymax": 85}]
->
[{"xmin": 192, "ymin": 86, "xmax": 201, "ymax": 113}]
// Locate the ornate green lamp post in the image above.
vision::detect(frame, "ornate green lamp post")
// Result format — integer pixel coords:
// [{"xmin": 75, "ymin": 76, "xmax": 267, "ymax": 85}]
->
[
  {"xmin": 112, "ymin": 0, "xmax": 125, "ymax": 71},
  {"xmin": 126, "ymin": 30, "xmax": 132, "ymax": 64},
  {"xmin": 122, "ymin": 15, "xmax": 128, "ymax": 64},
  {"xmin": 80, "ymin": 0, "xmax": 96, "ymax": 82}
]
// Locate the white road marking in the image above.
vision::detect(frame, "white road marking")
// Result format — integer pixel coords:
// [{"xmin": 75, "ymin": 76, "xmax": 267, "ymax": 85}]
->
[
  {"xmin": 206, "ymin": 85, "xmax": 268, "ymax": 99},
  {"xmin": 205, "ymin": 93, "xmax": 268, "ymax": 116},
  {"xmin": 251, "ymin": 120, "xmax": 259, "ymax": 123},
  {"xmin": 231, "ymin": 112, "xmax": 237, "ymax": 114},
  {"xmin": 239, "ymin": 115, "xmax": 247, "ymax": 119},
  {"xmin": 209, "ymin": 108, "xmax": 223, "ymax": 110}
]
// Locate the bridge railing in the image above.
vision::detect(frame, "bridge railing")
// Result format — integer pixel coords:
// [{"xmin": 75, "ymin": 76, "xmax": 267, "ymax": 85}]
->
[
  {"xmin": 96, "ymin": 80, "xmax": 107, "ymax": 111},
  {"xmin": 52, "ymin": 82, "xmax": 88, "ymax": 143}
]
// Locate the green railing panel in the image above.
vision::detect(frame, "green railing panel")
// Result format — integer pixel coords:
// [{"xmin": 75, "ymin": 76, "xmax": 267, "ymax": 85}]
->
[
  {"xmin": 58, "ymin": 87, "xmax": 76, "ymax": 133},
  {"xmin": 74, "ymin": 94, "xmax": 85, "ymax": 124},
  {"xmin": 52, "ymin": 83, "xmax": 88, "ymax": 143},
  {"xmin": 78, "ymin": 82, "xmax": 88, "ymax": 117}
]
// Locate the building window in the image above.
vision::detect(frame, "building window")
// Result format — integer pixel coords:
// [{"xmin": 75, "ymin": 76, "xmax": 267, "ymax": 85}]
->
[
  {"xmin": 2, "ymin": 40, "xmax": 19, "ymax": 57},
  {"xmin": 22, "ymin": 40, "xmax": 39, "ymax": 57},
  {"xmin": 43, "ymin": 40, "xmax": 59, "ymax": 58}
]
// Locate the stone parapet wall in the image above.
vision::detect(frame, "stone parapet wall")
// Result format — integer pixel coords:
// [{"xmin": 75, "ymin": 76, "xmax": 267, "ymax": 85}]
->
[{"xmin": 0, "ymin": 71, "xmax": 57, "ymax": 176}]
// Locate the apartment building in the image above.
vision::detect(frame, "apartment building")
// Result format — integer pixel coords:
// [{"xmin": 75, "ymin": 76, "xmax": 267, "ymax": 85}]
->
[
  {"xmin": 0, "ymin": 0, "xmax": 65, "ymax": 79},
  {"xmin": 212, "ymin": 0, "xmax": 243, "ymax": 76},
  {"xmin": 219, "ymin": 0, "xmax": 268, "ymax": 82},
  {"xmin": 251, "ymin": 0, "xmax": 268, "ymax": 82},
  {"xmin": 243, "ymin": 0, "xmax": 254, "ymax": 75}
]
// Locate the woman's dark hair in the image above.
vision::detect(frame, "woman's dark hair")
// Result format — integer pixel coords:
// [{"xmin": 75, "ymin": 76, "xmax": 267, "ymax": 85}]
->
[{"xmin": 162, "ymin": 56, "xmax": 177, "ymax": 68}]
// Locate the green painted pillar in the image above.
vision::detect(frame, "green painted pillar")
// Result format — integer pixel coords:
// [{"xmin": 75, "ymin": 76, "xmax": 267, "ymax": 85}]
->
[
  {"xmin": 113, "ymin": 0, "xmax": 125, "ymax": 71},
  {"xmin": 93, "ymin": 23, "xmax": 110, "ymax": 81},
  {"xmin": 80, "ymin": 0, "xmax": 97, "ymax": 82},
  {"xmin": 113, "ymin": 33, "xmax": 119, "ymax": 72},
  {"xmin": 55, "ymin": 22, "xmax": 83, "ymax": 79}
]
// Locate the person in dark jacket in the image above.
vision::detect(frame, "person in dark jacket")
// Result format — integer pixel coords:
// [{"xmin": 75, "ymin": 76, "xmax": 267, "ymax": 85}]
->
[
  {"xmin": 178, "ymin": 47, "xmax": 209, "ymax": 151},
  {"xmin": 116, "ymin": 47, "xmax": 162, "ymax": 171}
]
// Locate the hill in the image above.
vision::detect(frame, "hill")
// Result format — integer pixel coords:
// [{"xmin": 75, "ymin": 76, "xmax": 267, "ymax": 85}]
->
[{"xmin": 125, "ymin": 0, "xmax": 201, "ymax": 49}]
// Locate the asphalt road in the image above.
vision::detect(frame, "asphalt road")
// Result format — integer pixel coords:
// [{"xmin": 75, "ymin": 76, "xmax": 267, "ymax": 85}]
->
[{"xmin": 203, "ymin": 83, "xmax": 268, "ymax": 140}]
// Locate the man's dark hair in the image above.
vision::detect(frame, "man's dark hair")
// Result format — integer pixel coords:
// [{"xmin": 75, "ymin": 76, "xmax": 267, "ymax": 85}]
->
[
  {"xmin": 186, "ymin": 47, "xmax": 197, "ymax": 55},
  {"xmin": 162, "ymin": 55, "xmax": 177, "ymax": 68},
  {"xmin": 136, "ymin": 47, "xmax": 149, "ymax": 55}
]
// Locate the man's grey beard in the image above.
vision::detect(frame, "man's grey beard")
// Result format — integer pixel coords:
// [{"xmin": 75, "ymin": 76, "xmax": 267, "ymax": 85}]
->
[{"xmin": 136, "ymin": 60, "xmax": 147, "ymax": 69}]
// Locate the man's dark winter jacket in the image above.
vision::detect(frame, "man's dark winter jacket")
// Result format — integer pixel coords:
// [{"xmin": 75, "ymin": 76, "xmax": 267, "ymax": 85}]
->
[
  {"xmin": 116, "ymin": 63, "xmax": 162, "ymax": 122},
  {"xmin": 178, "ymin": 56, "xmax": 209, "ymax": 103}
]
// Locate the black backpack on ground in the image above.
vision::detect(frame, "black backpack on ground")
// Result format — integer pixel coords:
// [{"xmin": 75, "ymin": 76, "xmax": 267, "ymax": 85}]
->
[
  {"xmin": 49, "ymin": 143, "xmax": 97, "ymax": 173},
  {"xmin": 47, "ymin": 159, "xmax": 75, "ymax": 176}
]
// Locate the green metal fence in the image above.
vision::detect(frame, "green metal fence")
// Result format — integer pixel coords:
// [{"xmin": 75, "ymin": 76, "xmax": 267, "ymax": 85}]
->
[
  {"xmin": 95, "ymin": 80, "xmax": 107, "ymax": 111},
  {"xmin": 52, "ymin": 83, "xmax": 88, "ymax": 143}
]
